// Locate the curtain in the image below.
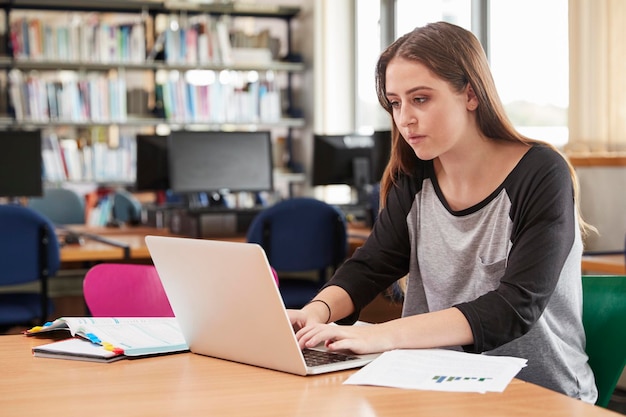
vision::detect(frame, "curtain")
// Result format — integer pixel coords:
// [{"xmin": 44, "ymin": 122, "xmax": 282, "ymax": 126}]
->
[{"xmin": 568, "ymin": 0, "xmax": 626, "ymax": 153}]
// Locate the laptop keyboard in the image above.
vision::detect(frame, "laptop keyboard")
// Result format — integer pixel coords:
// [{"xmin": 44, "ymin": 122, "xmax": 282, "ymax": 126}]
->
[{"xmin": 303, "ymin": 348, "xmax": 359, "ymax": 367}]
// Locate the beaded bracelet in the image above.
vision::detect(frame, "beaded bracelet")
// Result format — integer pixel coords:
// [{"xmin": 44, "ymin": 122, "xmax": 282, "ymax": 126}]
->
[{"xmin": 306, "ymin": 299, "xmax": 332, "ymax": 324}]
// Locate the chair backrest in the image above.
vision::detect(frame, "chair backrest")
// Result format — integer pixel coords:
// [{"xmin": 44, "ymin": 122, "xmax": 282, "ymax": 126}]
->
[
  {"xmin": 246, "ymin": 198, "xmax": 347, "ymax": 308},
  {"xmin": 0, "ymin": 204, "xmax": 61, "ymax": 286},
  {"xmin": 582, "ymin": 275, "xmax": 626, "ymax": 407},
  {"xmin": 369, "ymin": 182, "xmax": 381, "ymax": 225},
  {"xmin": 246, "ymin": 197, "xmax": 348, "ymax": 273},
  {"xmin": 112, "ymin": 189, "xmax": 142, "ymax": 224},
  {"xmin": 83, "ymin": 263, "xmax": 174, "ymax": 317},
  {"xmin": 0, "ymin": 204, "xmax": 61, "ymax": 325},
  {"xmin": 28, "ymin": 187, "xmax": 85, "ymax": 224}
]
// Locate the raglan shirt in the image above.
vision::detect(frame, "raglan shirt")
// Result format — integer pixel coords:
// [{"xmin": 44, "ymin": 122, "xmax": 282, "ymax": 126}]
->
[{"xmin": 326, "ymin": 144, "xmax": 598, "ymax": 403}]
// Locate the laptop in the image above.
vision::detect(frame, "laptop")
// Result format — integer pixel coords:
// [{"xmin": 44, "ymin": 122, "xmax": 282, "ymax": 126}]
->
[{"xmin": 145, "ymin": 235, "xmax": 377, "ymax": 375}]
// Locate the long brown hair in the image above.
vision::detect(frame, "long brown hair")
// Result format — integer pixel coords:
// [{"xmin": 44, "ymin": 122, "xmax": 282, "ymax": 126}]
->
[{"xmin": 375, "ymin": 22, "xmax": 593, "ymax": 237}]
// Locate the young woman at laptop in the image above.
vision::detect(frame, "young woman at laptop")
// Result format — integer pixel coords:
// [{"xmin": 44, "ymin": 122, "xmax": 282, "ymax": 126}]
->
[{"xmin": 289, "ymin": 22, "xmax": 597, "ymax": 403}]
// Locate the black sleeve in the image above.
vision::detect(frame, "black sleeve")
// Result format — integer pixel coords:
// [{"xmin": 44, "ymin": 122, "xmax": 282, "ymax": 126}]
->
[
  {"xmin": 324, "ymin": 174, "xmax": 416, "ymax": 324},
  {"xmin": 455, "ymin": 147, "xmax": 578, "ymax": 352}
]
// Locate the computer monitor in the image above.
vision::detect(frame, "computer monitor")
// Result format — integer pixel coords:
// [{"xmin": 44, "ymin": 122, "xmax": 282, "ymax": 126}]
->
[
  {"xmin": 0, "ymin": 129, "xmax": 43, "ymax": 198},
  {"xmin": 312, "ymin": 130, "xmax": 391, "ymax": 189},
  {"xmin": 168, "ymin": 130, "xmax": 274, "ymax": 196},
  {"xmin": 371, "ymin": 130, "xmax": 392, "ymax": 182},
  {"xmin": 135, "ymin": 134, "xmax": 170, "ymax": 192}
]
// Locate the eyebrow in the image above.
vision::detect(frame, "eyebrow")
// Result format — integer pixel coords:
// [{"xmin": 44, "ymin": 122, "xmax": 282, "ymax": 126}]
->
[{"xmin": 386, "ymin": 86, "xmax": 434, "ymax": 97}]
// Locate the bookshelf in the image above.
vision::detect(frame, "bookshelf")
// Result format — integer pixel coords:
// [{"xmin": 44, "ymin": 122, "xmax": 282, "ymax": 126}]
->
[{"xmin": 0, "ymin": 0, "xmax": 306, "ymax": 186}]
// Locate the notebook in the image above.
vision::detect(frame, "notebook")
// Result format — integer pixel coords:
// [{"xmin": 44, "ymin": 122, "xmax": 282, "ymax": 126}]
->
[{"xmin": 145, "ymin": 235, "xmax": 377, "ymax": 375}]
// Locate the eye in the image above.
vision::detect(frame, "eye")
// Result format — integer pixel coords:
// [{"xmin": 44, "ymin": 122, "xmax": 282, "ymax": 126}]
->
[
  {"xmin": 388, "ymin": 99, "xmax": 400, "ymax": 109},
  {"xmin": 413, "ymin": 96, "xmax": 427, "ymax": 104}
]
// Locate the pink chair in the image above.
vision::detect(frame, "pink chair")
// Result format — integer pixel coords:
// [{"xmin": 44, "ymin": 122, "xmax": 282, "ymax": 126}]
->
[
  {"xmin": 83, "ymin": 263, "xmax": 174, "ymax": 317},
  {"xmin": 271, "ymin": 266, "xmax": 279, "ymax": 286}
]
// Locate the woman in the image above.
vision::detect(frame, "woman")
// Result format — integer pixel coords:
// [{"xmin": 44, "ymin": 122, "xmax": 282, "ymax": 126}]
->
[{"xmin": 289, "ymin": 22, "xmax": 597, "ymax": 403}]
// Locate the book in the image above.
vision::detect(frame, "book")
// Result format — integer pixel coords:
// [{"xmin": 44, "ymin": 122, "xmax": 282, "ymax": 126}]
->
[
  {"xmin": 26, "ymin": 317, "xmax": 188, "ymax": 358},
  {"xmin": 33, "ymin": 338, "xmax": 126, "ymax": 363},
  {"xmin": 41, "ymin": 133, "xmax": 66, "ymax": 182}
]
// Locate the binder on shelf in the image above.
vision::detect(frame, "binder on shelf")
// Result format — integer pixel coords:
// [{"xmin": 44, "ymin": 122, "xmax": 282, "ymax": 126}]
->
[
  {"xmin": 41, "ymin": 134, "xmax": 66, "ymax": 182},
  {"xmin": 215, "ymin": 16, "xmax": 233, "ymax": 65}
]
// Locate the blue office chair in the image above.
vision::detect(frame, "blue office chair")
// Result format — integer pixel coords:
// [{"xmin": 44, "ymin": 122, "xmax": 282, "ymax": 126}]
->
[
  {"xmin": 0, "ymin": 204, "xmax": 61, "ymax": 331},
  {"xmin": 369, "ymin": 182, "xmax": 381, "ymax": 225},
  {"xmin": 111, "ymin": 189, "xmax": 142, "ymax": 225},
  {"xmin": 28, "ymin": 187, "xmax": 85, "ymax": 225},
  {"xmin": 246, "ymin": 197, "xmax": 348, "ymax": 309}
]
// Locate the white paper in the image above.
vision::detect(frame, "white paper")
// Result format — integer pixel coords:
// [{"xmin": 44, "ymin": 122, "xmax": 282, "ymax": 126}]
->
[{"xmin": 344, "ymin": 349, "xmax": 527, "ymax": 393}]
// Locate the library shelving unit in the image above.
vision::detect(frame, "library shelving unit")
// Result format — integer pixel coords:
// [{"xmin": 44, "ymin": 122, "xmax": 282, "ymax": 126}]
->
[{"xmin": 0, "ymin": 0, "xmax": 306, "ymax": 186}]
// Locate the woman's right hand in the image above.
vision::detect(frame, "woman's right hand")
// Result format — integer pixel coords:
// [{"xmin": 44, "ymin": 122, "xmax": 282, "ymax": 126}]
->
[
  {"xmin": 287, "ymin": 302, "xmax": 328, "ymax": 332},
  {"xmin": 288, "ymin": 286, "xmax": 355, "ymax": 332},
  {"xmin": 287, "ymin": 309, "xmax": 312, "ymax": 332}
]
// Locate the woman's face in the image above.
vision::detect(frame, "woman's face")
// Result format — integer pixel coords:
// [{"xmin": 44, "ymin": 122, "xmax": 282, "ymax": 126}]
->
[{"xmin": 385, "ymin": 57, "xmax": 477, "ymax": 161}]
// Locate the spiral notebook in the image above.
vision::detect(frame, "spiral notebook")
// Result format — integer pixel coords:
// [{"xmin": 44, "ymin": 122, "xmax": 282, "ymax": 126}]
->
[{"xmin": 26, "ymin": 317, "xmax": 188, "ymax": 361}]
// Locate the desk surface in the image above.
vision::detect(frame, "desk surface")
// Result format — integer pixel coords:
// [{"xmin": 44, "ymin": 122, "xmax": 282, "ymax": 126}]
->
[
  {"xmin": 1, "ymin": 335, "xmax": 618, "ymax": 417},
  {"xmin": 60, "ymin": 224, "xmax": 371, "ymax": 264},
  {"xmin": 581, "ymin": 254, "xmax": 626, "ymax": 275},
  {"xmin": 59, "ymin": 226, "xmax": 246, "ymax": 263}
]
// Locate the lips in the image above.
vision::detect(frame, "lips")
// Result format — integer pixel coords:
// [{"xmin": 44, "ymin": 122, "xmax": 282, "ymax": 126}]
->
[{"xmin": 405, "ymin": 133, "xmax": 426, "ymax": 145}]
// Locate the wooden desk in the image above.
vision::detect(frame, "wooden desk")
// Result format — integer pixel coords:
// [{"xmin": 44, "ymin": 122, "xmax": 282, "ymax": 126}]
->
[
  {"xmin": 59, "ymin": 226, "xmax": 247, "ymax": 264},
  {"xmin": 60, "ymin": 233, "xmax": 155, "ymax": 263},
  {"xmin": 582, "ymin": 254, "xmax": 626, "ymax": 275},
  {"xmin": 1, "ymin": 335, "xmax": 617, "ymax": 417},
  {"xmin": 346, "ymin": 225, "xmax": 626, "ymax": 276},
  {"xmin": 58, "ymin": 225, "xmax": 154, "ymax": 263},
  {"xmin": 60, "ymin": 224, "xmax": 370, "ymax": 264}
]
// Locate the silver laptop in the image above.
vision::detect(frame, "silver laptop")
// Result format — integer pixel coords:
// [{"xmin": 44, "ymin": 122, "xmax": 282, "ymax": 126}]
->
[{"xmin": 145, "ymin": 235, "xmax": 376, "ymax": 375}]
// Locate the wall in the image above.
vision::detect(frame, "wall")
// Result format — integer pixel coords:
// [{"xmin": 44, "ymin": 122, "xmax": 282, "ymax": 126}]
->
[
  {"xmin": 255, "ymin": 0, "xmax": 355, "ymax": 197},
  {"xmin": 573, "ymin": 159, "xmax": 626, "ymax": 251},
  {"xmin": 312, "ymin": 0, "xmax": 355, "ymax": 135}
]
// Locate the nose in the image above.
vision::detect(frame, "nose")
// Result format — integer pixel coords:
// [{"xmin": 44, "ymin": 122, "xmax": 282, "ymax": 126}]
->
[{"xmin": 395, "ymin": 105, "xmax": 416, "ymax": 127}]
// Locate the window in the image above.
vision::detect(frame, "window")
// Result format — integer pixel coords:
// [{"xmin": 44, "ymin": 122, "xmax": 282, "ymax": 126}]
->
[
  {"xmin": 355, "ymin": 0, "xmax": 569, "ymax": 148},
  {"xmin": 489, "ymin": 0, "xmax": 569, "ymax": 148},
  {"xmin": 355, "ymin": 0, "xmax": 387, "ymax": 133},
  {"xmin": 395, "ymin": 0, "xmax": 471, "ymax": 35}
]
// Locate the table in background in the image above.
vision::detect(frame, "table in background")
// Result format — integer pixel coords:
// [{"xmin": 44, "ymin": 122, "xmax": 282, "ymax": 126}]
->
[
  {"xmin": 58, "ymin": 225, "xmax": 170, "ymax": 264},
  {"xmin": 1, "ymin": 335, "xmax": 617, "ymax": 417},
  {"xmin": 581, "ymin": 254, "xmax": 626, "ymax": 275},
  {"xmin": 60, "ymin": 224, "xmax": 372, "ymax": 264}
]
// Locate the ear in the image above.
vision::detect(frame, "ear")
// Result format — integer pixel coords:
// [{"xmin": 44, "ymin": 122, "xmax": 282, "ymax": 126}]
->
[{"xmin": 465, "ymin": 84, "xmax": 479, "ymax": 111}]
